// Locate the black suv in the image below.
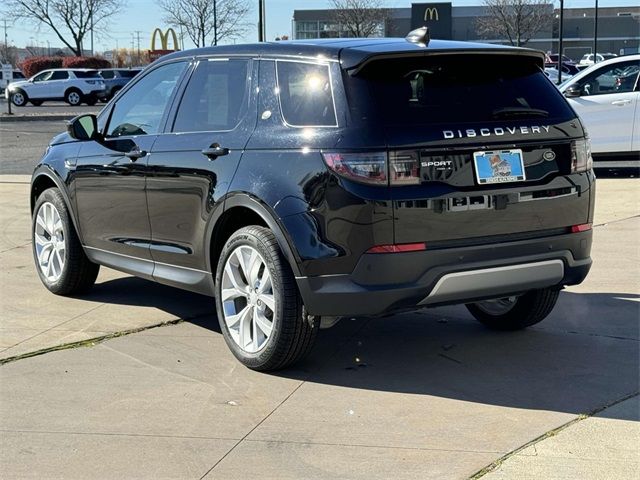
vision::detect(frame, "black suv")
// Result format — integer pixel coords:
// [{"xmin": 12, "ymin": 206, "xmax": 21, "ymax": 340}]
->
[{"xmin": 30, "ymin": 36, "xmax": 595, "ymax": 371}]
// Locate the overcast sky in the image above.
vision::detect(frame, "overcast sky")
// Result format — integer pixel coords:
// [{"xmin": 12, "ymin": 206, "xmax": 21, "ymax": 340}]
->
[{"xmin": 6, "ymin": 0, "xmax": 639, "ymax": 51}]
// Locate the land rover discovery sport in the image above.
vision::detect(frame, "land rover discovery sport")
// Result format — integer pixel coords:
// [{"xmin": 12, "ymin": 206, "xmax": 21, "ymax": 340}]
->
[{"xmin": 30, "ymin": 35, "xmax": 594, "ymax": 370}]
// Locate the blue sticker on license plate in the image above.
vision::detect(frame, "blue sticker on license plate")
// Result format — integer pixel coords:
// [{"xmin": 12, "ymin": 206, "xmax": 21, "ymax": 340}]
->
[{"xmin": 473, "ymin": 149, "xmax": 526, "ymax": 185}]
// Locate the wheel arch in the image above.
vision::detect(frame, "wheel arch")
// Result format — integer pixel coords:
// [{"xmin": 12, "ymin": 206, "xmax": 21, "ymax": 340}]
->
[
  {"xmin": 31, "ymin": 170, "xmax": 83, "ymax": 243},
  {"xmin": 207, "ymin": 194, "xmax": 302, "ymax": 278}
]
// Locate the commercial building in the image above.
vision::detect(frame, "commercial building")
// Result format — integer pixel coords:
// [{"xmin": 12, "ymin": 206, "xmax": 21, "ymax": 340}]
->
[{"xmin": 292, "ymin": 3, "xmax": 640, "ymax": 61}]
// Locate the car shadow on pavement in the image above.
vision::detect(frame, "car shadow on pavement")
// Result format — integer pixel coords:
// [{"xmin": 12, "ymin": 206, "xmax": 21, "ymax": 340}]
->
[
  {"xmin": 77, "ymin": 278, "xmax": 638, "ymax": 420},
  {"xmin": 286, "ymin": 291, "xmax": 640, "ymax": 420},
  {"xmin": 79, "ymin": 276, "xmax": 221, "ymax": 333}
]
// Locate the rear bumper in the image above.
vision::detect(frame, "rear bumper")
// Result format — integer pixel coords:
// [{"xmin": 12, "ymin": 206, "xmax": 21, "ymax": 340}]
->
[{"xmin": 296, "ymin": 230, "xmax": 592, "ymax": 317}]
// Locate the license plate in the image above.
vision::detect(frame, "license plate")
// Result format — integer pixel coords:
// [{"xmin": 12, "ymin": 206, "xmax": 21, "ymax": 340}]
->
[{"xmin": 473, "ymin": 149, "xmax": 526, "ymax": 185}]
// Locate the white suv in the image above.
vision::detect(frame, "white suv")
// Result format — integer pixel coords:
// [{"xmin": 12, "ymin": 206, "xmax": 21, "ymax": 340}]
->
[
  {"xmin": 5, "ymin": 68, "xmax": 106, "ymax": 107},
  {"xmin": 560, "ymin": 54, "xmax": 639, "ymax": 168}
]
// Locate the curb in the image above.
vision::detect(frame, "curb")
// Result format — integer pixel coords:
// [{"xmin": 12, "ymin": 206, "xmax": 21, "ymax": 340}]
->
[{"xmin": 0, "ymin": 114, "xmax": 74, "ymax": 123}]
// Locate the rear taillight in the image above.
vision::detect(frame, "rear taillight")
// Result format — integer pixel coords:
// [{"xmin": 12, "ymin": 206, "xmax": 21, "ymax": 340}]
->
[
  {"xmin": 571, "ymin": 223, "xmax": 592, "ymax": 233},
  {"xmin": 389, "ymin": 150, "xmax": 420, "ymax": 185},
  {"xmin": 571, "ymin": 138, "xmax": 592, "ymax": 173},
  {"xmin": 322, "ymin": 152, "xmax": 387, "ymax": 185},
  {"xmin": 366, "ymin": 242, "xmax": 427, "ymax": 254}
]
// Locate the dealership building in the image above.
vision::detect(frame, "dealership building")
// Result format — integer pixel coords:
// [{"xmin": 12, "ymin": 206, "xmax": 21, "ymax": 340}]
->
[{"xmin": 292, "ymin": 3, "xmax": 640, "ymax": 61}]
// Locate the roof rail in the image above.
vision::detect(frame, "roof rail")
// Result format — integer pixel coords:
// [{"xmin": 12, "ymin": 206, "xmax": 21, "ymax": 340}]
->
[{"xmin": 405, "ymin": 26, "xmax": 430, "ymax": 46}]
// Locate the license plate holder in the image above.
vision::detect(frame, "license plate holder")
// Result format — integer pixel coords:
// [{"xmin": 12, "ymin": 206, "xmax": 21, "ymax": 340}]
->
[{"xmin": 473, "ymin": 149, "xmax": 526, "ymax": 185}]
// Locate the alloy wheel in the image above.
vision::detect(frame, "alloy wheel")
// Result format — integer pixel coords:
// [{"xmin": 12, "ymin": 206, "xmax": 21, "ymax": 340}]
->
[
  {"xmin": 34, "ymin": 202, "xmax": 66, "ymax": 282},
  {"xmin": 221, "ymin": 245, "xmax": 276, "ymax": 353},
  {"xmin": 12, "ymin": 92, "xmax": 25, "ymax": 106},
  {"xmin": 68, "ymin": 92, "xmax": 81, "ymax": 105}
]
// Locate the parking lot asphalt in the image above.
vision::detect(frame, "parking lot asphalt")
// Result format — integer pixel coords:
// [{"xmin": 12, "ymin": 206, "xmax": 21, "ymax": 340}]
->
[
  {"xmin": 0, "ymin": 98, "xmax": 102, "ymax": 120},
  {"xmin": 0, "ymin": 173, "xmax": 638, "ymax": 479}
]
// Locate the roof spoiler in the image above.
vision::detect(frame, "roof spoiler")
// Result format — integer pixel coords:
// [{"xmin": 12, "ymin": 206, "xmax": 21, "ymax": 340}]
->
[{"xmin": 405, "ymin": 27, "xmax": 430, "ymax": 46}]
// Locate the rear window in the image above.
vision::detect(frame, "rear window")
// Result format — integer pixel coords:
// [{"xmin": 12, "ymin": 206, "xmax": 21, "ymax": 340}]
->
[
  {"xmin": 118, "ymin": 70, "xmax": 139, "ymax": 78},
  {"xmin": 73, "ymin": 70, "xmax": 100, "ymax": 79},
  {"xmin": 13, "ymin": 71, "xmax": 24, "ymax": 79},
  {"xmin": 345, "ymin": 54, "xmax": 575, "ymax": 126},
  {"xmin": 276, "ymin": 61, "xmax": 337, "ymax": 127}
]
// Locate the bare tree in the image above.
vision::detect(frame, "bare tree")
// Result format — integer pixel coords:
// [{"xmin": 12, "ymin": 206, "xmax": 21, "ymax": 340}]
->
[
  {"xmin": 159, "ymin": 0, "xmax": 251, "ymax": 48},
  {"xmin": 330, "ymin": 0, "xmax": 389, "ymax": 38},
  {"xmin": 1, "ymin": 43, "xmax": 19, "ymax": 65},
  {"xmin": 476, "ymin": 0, "xmax": 553, "ymax": 47},
  {"xmin": 6, "ymin": 0, "xmax": 123, "ymax": 56}
]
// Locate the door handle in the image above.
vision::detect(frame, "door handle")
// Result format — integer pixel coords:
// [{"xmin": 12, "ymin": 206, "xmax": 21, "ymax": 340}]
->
[
  {"xmin": 124, "ymin": 147, "xmax": 147, "ymax": 161},
  {"xmin": 611, "ymin": 99, "xmax": 632, "ymax": 106},
  {"xmin": 201, "ymin": 144, "xmax": 229, "ymax": 160}
]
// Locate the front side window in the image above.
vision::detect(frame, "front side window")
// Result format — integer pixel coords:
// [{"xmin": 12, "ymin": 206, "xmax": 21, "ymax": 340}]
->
[
  {"xmin": 33, "ymin": 71, "xmax": 52, "ymax": 82},
  {"xmin": 173, "ymin": 59, "xmax": 250, "ymax": 132},
  {"xmin": 276, "ymin": 61, "xmax": 337, "ymax": 127},
  {"xmin": 106, "ymin": 61, "xmax": 186, "ymax": 137},
  {"xmin": 575, "ymin": 61, "xmax": 639, "ymax": 96}
]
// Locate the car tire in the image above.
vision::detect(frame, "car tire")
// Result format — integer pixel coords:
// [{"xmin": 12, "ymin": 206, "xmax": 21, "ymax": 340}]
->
[
  {"xmin": 32, "ymin": 187, "xmax": 100, "ymax": 296},
  {"xmin": 65, "ymin": 89, "xmax": 82, "ymax": 106},
  {"xmin": 466, "ymin": 288, "xmax": 560, "ymax": 331},
  {"xmin": 215, "ymin": 226, "xmax": 319, "ymax": 371},
  {"xmin": 30, "ymin": 100, "xmax": 43, "ymax": 106},
  {"xmin": 10, "ymin": 90, "xmax": 27, "ymax": 106}
]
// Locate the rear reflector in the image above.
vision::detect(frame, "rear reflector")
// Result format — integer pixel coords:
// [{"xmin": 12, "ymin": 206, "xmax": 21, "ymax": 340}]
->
[
  {"xmin": 366, "ymin": 243, "xmax": 427, "ymax": 254},
  {"xmin": 571, "ymin": 223, "xmax": 592, "ymax": 233}
]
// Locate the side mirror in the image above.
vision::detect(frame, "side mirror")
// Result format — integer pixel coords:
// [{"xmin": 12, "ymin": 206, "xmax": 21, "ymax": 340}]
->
[
  {"xmin": 67, "ymin": 114, "xmax": 100, "ymax": 141},
  {"xmin": 564, "ymin": 85, "xmax": 582, "ymax": 98}
]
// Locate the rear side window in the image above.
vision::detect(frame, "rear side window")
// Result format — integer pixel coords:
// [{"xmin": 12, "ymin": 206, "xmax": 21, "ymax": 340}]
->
[
  {"xmin": 50, "ymin": 71, "xmax": 68, "ymax": 80},
  {"xmin": 118, "ymin": 70, "xmax": 139, "ymax": 78},
  {"xmin": 14, "ymin": 71, "xmax": 25, "ymax": 79},
  {"xmin": 73, "ymin": 71, "xmax": 100, "ymax": 79},
  {"xmin": 276, "ymin": 61, "xmax": 337, "ymax": 127},
  {"xmin": 173, "ymin": 59, "xmax": 250, "ymax": 132},
  {"xmin": 345, "ymin": 54, "xmax": 575, "ymax": 125},
  {"xmin": 100, "ymin": 70, "xmax": 115, "ymax": 79}
]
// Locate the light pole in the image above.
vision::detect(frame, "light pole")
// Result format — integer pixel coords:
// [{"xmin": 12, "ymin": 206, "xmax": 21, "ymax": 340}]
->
[
  {"xmin": 214, "ymin": 0, "xmax": 218, "ymax": 46},
  {"xmin": 258, "ymin": 0, "xmax": 266, "ymax": 42},
  {"xmin": 557, "ymin": 0, "xmax": 564, "ymax": 84},
  {"xmin": 593, "ymin": 0, "xmax": 599, "ymax": 63}
]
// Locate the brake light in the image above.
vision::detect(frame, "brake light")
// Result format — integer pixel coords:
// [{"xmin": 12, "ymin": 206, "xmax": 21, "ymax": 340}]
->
[
  {"xmin": 571, "ymin": 223, "xmax": 592, "ymax": 233},
  {"xmin": 366, "ymin": 242, "xmax": 427, "ymax": 254},
  {"xmin": 322, "ymin": 152, "xmax": 387, "ymax": 185},
  {"xmin": 389, "ymin": 150, "xmax": 421, "ymax": 185},
  {"xmin": 571, "ymin": 138, "xmax": 592, "ymax": 173}
]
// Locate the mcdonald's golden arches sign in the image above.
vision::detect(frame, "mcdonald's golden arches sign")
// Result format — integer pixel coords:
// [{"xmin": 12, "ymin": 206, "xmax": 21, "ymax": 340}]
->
[{"xmin": 149, "ymin": 27, "xmax": 180, "ymax": 62}]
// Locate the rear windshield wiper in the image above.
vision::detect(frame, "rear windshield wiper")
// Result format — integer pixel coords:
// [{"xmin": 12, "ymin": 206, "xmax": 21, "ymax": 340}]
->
[{"xmin": 492, "ymin": 107, "xmax": 549, "ymax": 119}]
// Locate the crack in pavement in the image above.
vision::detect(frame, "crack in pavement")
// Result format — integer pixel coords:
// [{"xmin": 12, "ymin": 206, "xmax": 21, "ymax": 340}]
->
[
  {"xmin": 197, "ymin": 318, "xmax": 374, "ymax": 479},
  {"xmin": 593, "ymin": 213, "xmax": 640, "ymax": 228},
  {"xmin": 467, "ymin": 391, "xmax": 640, "ymax": 479},
  {"xmin": 0, "ymin": 318, "xmax": 187, "ymax": 365}
]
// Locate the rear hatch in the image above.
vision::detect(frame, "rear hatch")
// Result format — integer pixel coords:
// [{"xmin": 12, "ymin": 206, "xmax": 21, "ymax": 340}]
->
[{"xmin": 342, "ymin": 52, "xmax": 592, "ymax": 245}]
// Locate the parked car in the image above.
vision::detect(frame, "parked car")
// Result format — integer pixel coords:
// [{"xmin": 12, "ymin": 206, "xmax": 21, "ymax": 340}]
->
[
  {"xmin": 578, "ymin": 53, "xmax": 617, "ymax": 67},
  {"xmin": 5, "ymin": 68, "xmax": 106, "ymax": 106},
  {"xmin": 544, "ymin": 54, "xmax": 579, "ymax": 76},
  {"xmin": 97, "ymin": 68, "xmax": 141, "ymax": 101},
  {"xmin": 0, "ymin": 67, "xmax": 25, "ymax": 94},
  {"xmin": 544, "ymin": 67, "xmax": 573, "ymax": 84},
  {"xmin": 559, "ymin": 54, "xmax": 640, "ymax": 168},
  {"xmin": 29, "ymin": 35, "xmax": 594, "ymax": 370}
]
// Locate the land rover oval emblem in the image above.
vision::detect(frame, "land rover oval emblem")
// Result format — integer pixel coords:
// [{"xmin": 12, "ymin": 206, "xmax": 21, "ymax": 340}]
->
[{"xmin": 543, "ymin": 150, "xmax": 556, "ymax": 161}]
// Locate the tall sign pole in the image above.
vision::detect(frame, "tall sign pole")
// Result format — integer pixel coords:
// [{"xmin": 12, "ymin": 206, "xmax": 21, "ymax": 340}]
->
[
  {"xmin": 557, "ymin": 0, "xmax": 564, "ymax": 84},
  {"xmin": 593, "ymin": 0, "xmax": 599, "ymax": 63},
  {"xmin": 213, "ymin": 0, "xmax": 218, "ymax": 46}
]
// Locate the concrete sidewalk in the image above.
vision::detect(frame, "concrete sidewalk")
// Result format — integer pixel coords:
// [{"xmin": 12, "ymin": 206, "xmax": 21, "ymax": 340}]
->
[{"xmin": 1, "ymin": 174, "xmax": 638, "ymax": 479}]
